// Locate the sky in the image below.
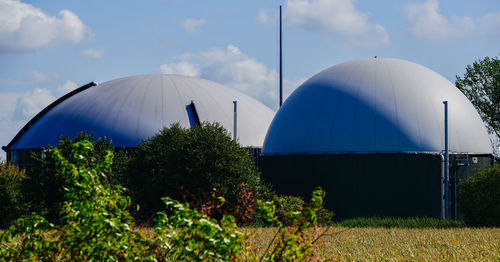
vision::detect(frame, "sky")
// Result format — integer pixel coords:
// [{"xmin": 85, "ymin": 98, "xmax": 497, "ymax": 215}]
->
[{"xmin": 1, "ymin": 0, "xmax": 499, "ymax": 158}]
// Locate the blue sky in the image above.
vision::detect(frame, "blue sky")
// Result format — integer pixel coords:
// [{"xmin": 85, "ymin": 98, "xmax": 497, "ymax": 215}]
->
[{"xmin": 1, "ymin": 0, "xmax": 499, "ymax": 158}]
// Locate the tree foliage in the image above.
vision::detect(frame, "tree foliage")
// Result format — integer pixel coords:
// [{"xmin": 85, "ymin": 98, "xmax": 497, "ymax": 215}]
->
[
  {"xmin": 0, "ymin": 160, "xmax": 28, "ymax": 228},
  {"xmin": 254, "ymin": 188, "xmax": 328, "ymax": 261},
  {"xmin": 24, "ymin": 131, "xmax": 130, "ymax": 222},
  {"xmin": 457, "ymin": 164, "xmax": 500, "ymax": 227},
  {"xmin": 274, "ymin": 195, "xmax": 333, "ymax": 226},
  {"xmin": 456, "ymin": 54, "xmax": 500, "ymax": 151},
  {"xmin": 0, "ymin": 141, "xmax": 244, "ymax": 261},
  {"xmin": 128, "ymin": 122, "xmax": 262, "ymax": 222},
  {"xmin": 0, "ymin": 141, "xmax": 149, "ymax": 261},
  {"xmin": 1, "ymin": 140, "xmax": 326, "ymax": 261}
]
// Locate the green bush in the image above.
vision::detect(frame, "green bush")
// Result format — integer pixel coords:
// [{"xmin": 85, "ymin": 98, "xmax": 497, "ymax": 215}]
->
[
  {"xmin": 128, "ymin": 122, "xmax": 262, "ymax": 223},
  {"xmin": 152, "ymin": 197, "xmax": 243, "ymax": 260},
  {"xmin": 458, "ymin": 164, "xmax": 500, "ymax": 227},
  {"xmin": 0, "ymin": 140, "xmax": 244, "ymax": 261},
  {"xmin": 0, "ymin": 160, "xmax": 28, "ymax": 228},
  {"xmin": 274, "ymin": 195, "xmax": 334, "ymax": 226},
  {"xmin": 337, "ymin": 217, "xmax": 466, "ymax": 228},
  {"xmin": 24, "ymin": 131, "xmax": 130, "ymax": 222},
  {"xmin": 0, "ymin": 141, "xmax": 148, "ymax": 260},
  {"xmin": 2, "ymin": 140, "xmax": 327, "ymax": 261},
  {"xmin": 254, "ymin": 188, "xmax": 327, "ymax": 261}
]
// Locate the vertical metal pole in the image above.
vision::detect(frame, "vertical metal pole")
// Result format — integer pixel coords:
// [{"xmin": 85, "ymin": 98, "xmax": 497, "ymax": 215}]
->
[
  {"xmin": 443, "ymin": 101, "xmax": 449, "ymax": 219},
  {"xmin": 440, "ymin": 154, "xmax": 445, "ymax": 219},
  {"xmin": 279, "ymin": 5, "xmax": 283, "ymax": 107},
  {"xmin": 453, "ymin": 168, "xmax": 457, "ymax": 219},
  {"xmin": 233, "ymin": 101, "xmax": 237, "ymax": 141}
]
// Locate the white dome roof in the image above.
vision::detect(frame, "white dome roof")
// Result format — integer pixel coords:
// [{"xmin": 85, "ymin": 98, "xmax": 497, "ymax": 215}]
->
[
  {"xmin": 263, "ymin": 58, "xmax": 492, "ymax": 155},
  {"xmin": 8, "ymin": 74, "xmax": 275, "ymax": 150}
]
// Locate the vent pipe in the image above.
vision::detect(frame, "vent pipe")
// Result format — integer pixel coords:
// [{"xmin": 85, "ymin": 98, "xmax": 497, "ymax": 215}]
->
[
  {"xmin": 279, "ymin": 4, "xmax": 283, "ymax": 107},
  {"xmin": 443, "ymin": 101, "xmax": 450, "ymax": 219},
  {"xmin": 233, "ymin": 100, "xmax": 237, "ymax": 141},
  {"xmin": 440, "ymin": 153, "xmax": 445, "ymax": 219}
]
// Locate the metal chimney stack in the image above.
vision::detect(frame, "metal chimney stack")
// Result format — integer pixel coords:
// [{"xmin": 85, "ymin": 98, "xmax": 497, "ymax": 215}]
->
[
  {"xmin": 233, "ymin": 100, "xmax": 237, "ymax": 141},
  {"xmin": 279, "ymin": 4, "xmax": 283, "ymax": 107}
]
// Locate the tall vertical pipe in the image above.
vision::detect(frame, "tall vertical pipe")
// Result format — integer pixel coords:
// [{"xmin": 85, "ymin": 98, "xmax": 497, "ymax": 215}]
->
[
  {"xmin": 279, "ymin": 5, "xmax": 283, "ymax": 107},
  {"xmin": 440, "ymin": 154, "xmax": 445, "ymax": 219},
  {"xmin": 233, "ymin": 100, "xmax": 237, "ymax": 141},
  {"xmin": 445, "ymin": 101, "xmax": 450, "ymax": 219}
]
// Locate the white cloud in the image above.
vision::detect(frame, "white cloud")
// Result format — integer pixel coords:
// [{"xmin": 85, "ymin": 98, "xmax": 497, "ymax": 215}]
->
[
  {"xmin": 404, "ymin": 0, "xmax": 500, "ymax": 40},
  {"xmin": 80, "ymin": 48, "xmax": 103, "ymax": 59},
  {"xmin": 257, "ymin": 9, "xmax": 270, "ymax": 24},
  {"xmin": 159, "ymin": 61, "xmax": 199, "ymax": 76},
  {"xmin": 0, "ymin": 0, "xmax": 91, "ymax": 53},
  {"xmin": 0, "ymin": 93, "xmax": 19, "ymax": 119},
  {"xmin": 11, "ymin": 87, "xmax": 55, "ymax": 121},
  {"xmin": 285, "ymin": 0, "xmax": 389, "ymax": 46},
  {"xmin": 0, "ymin": 87, "xmax": 58, "ymax": 158},
  {"xmin": 57, "ymin": 80, "xmax": 78, "ymax": 96},
  {"xmin": 180, "ymin": 18, "xmax": 206, "ymax": 32},
  {"xmin": 30, "ymin": 70, "xmax": 56, "ymax": 83},
  {"xmin": 159, "ymin": 45, "xmax": 305, "ymax": 109}
]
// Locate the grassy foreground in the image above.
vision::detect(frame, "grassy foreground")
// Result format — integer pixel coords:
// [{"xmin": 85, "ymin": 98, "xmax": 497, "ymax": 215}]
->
[
  {"xmin": 240, "ymin": 227, "xmax": 500, "ymax": 261},
  {"xmin": 2, "ymin": 227, "xmax": 498, "ymax": 261}
]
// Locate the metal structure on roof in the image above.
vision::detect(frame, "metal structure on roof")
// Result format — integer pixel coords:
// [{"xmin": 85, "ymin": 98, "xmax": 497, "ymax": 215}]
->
[
  {"xmin": 4, "ymin": 74, "xmax": 275, "ymax": 151},
  {"xmin": 263, "ymin": 57, "xmax": 492, "ymax": 155}
]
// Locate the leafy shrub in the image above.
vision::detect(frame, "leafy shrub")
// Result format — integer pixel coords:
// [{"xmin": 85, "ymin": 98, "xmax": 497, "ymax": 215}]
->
[
  {"xmin": 275, "ymin": 195, "xmax": 334, "ymax": 226},
  {"xmin": 254, "ymin": 187, "xmax": 327, "ymax": 261},
  {"xmin": 0, "ymin": 140, "xmax": 243, "ymax": 261},
  {"xmin": 458, "ymin": 165, "xmax": 500, "ymax": 227},
  {"xmin": 152, "ymin": 197, "xmax": 243, "ymax": 261},
  {"xmin": 316, "ymin": 208, "xmax": 335, "ymax": 226},
  {"xmin": 0, "ymin": 141, "xmax": 147, "ymax": 260},
  {"xmin": 24, "ymin": 131, "xmax": 130, "ymax": 222},
  {"xmin": 128, "ymin": 122, "xmax": 262, "ymax": 223},
  {"xmin": 0, "ymin": 214, "xmax": 59, "ymax": 261},
  {"xmin": 0, "ymin": 140, "xmax": 327, "ymax": 261},
  {"xmin": 0, "ymin": 160, "xmax": 28, "ymax": 228}
]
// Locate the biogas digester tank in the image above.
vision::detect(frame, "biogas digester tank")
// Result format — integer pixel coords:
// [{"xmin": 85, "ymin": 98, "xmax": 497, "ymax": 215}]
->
[
  {"xmin": 4, "ymin": 74, "xmax": 275, "ymax": 165},
  {"xmin": 260, "ymin": 58, "xmax": 493, "ymax": 219}
]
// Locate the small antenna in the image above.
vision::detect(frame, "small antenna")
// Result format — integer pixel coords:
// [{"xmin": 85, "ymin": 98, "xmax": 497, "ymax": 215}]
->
[
  {"xmin": 233, "ymin": 100, "xmax": 237, "ymax": 141},
  {"xmin": 279, "ymin": 4, "xmax": 283, "ymax": 107}
]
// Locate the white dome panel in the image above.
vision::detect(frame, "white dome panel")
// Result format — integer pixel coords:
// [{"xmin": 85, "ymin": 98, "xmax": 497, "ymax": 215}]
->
[
  {"xmin": 263, "ymin": 58, "xmax": 492, "ymax": 155},
  {"xmin": 8, "ymin": 75, "xmax": 275, "ymax": 150}
]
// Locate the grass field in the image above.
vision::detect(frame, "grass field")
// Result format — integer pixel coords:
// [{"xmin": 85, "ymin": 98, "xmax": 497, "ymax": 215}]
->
[
  {"xmin": 3, "ymin": 226, "xmax": 499, "ymax": 261},
  {"xmin": 240, "ymin": 227, "xmax": 500, "ymax": 261}
]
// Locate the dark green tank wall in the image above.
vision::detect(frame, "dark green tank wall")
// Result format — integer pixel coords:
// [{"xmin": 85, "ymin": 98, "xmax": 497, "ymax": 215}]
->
[{"xmin": 259, "ymin": 154, "xmax": 492, "ymax": 220}]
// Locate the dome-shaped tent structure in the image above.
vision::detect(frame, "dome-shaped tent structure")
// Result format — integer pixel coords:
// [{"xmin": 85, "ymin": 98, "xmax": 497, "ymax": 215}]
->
[
  {"xmin": 264, "ymin": 58, "xmax": 491, "ymax": 155},
  {"xmin": 260, "ymin": 58, "xmax": 493, "ymax": 219},
  {"xmin": 4, "ymin": 74, "xmax": 275, "ymax": 164}
]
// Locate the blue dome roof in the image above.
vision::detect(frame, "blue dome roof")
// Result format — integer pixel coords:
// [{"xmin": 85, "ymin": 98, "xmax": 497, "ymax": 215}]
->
[
  {"xmin": 7, "ymin": 74, "xmax": 275, "ymax": 150},
  {"xmin": 263, "ymin": 58, "xmax": 492, "ymax": 155}
]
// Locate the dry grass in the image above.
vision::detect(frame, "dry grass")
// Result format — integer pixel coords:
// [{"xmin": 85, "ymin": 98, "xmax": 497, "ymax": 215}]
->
[
  {"xmin": 3, "ymin": 227, "xmax": 498, "ymax": 261},
  {"xmin": 241, "ymin": 227, "xmax": 500, "ymax": 262}
]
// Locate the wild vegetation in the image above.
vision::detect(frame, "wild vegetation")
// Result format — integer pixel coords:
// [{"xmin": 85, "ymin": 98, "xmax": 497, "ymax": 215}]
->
[
  {"xmin": 456, "ymin": 54, "xmax": 500, "ymax": 153},
  {"xmin": 0, "ymin": 140, "xmax": 328, "ymax": 261},
  {"xmin": 0, "ymin": 122, "xmax": 498, "ymax": 260},
  {"xmin": 337, "ymin": 217, "xmax": 466, "ymax": 228},
  {"xmin": 0, "ymin": 160, "xmax": 28, "ymax": 228},
  {"xmin": 458, "ymin": 164, "xmax": 500, "ymax": 227},
  {"xmin": 127, "ymin": 122, "xmax": 265, "ymax": 223},
  {"xmin": 22, "ymin": 131, "xmax": 130, "ymax": 222}
]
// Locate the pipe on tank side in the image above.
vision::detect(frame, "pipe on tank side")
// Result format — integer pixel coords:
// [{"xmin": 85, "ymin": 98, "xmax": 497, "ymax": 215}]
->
[
  {"xmin": 439, "ymin": 153, "xmax": 445, "ymax": 219},
  {"xmin": 443, "ymin": 101, "xmax": 450, "ymax": 219},
  {"xmin": 233, "ymin": 101, "xmax": 237, "ymax": 141}
]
